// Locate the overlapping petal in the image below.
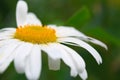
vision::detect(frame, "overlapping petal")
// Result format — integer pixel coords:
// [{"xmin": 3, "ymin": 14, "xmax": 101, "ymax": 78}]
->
[
  {"xmin": 14, "ymin": 42, "xmax": 33, "ymax": 73},
  {"xmin": 48, "ymin": 25, "xmax": 86, "ymax": 38},
  {"xmin": 50, "ymin": 25, "xmax": 107, "ymax": 50},
  {"xmin": 25, "ymin": 12, "xmax": 42, "ymax": 25},
  {"xmin": 79, "ymin": 69, "xmax": 88, "ymax": 80},
  {"xmin": 0, "ymin": 0, "xmax": 107, "ymax": 80},
  {"xmin": 25, "ymin": 45, "xmax": 41, "ymax": 80},
  {"xmin": 41, "ymin": 43, "xmax": 61, "ymax": 60},
  {"xmin": 0, "ymin": 40, "xmax": 20, "ymax": 73},
  {"xmin": 81, "ymin": 36, "xmax": 108, "ymax": 50},
  {"xmin": 58, "ymin": 37, "xmax": 102, "ymax": 64},
  {"xmin": 16, "ymin": 0, "xmax": 42, "ymax": 27}
]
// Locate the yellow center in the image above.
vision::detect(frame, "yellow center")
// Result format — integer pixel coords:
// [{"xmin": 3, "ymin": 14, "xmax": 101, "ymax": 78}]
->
[{"xmin": 14, "ymin": 25, "xmax": 57, "ymax": 44}]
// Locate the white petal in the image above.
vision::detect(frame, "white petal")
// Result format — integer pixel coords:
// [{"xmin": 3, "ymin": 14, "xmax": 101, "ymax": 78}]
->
[
  {"xmin": 14, "ymin": 42, "xmax": 33, "ymax": 73},
  {"xmin": 0, "ymin": 41, "xmax": 20, "ymax": 73},
  {"xmin": 0, "ymin": 57, "xmax": 13, "ymax": 73},
  {"xmin": 48, "ymin": 25, "xmax": 86, "ymax": 38},
  {"xmin": 25, "ymin": 12, "xmax": 42, "ymax": 25},
  {"xmin": 83, "ymin": 37, "xmax": 108, "ymax": 50},
  {"xmin": 0, "ymin": 29, "xmax": 15, "ymax": 39},
  {"xmin": 0, "ymin": 36, "xmax": 12, "ymax": 40},
  {"xmin": 0, "ymin": 31, "xmax": 14, "ymax": 37},
  {"xmin": 0, "ymin": 32, "xmax": 14, "ymax": 40},
  {"xmin": 41, "ymin": 43, "xmax": 61, "ymax": 60},
  {"xmin": 0, "ymin": 40, "xmax": 20, "ymax": 65},
  {"xmin": 0, "ymin": 49, "xmax": 17, "ymax": 73},
  {"xmin": 25, "ymin": 45, "xmax": 41, "ymax": 80},
  {"xmin": 59, "ymin": 44, "xmax": 86, "ymax": 73},
  {"xmin": 0, "ymin": 30, "xmax": 15, "ymax": 34},
  {"xmin": 79, "ymin": 69, "xmax": 88, "ymax": 80},
  {"xmin": 53, "ymin": 43, "xmax": 78, "ymax": 77},
  {"xmin": 0, "ymin": 28, "xmax": 16, "ymax": 32},
  {"xmin": 48, "ymin": 25, "xmax": 107, "ymax": 50},
  {"xmin": 48, "ymin": 57, "xmax": 60, "ymax": 70},
  {"xmin": 16, "ymin": 0, "xmax": 28, "ymax": 26},
  {"xmin": 47, "ymin": 24, "xmax": 57, "ymax": 28},
  {"xmin": 0, "ymin": 39, "xmax": 18, "ymax": 47},
  {"xmin": 59, "ymin": 38, "xmax": 102, "ymax": 64},
  {"xmin": 70, "ymin": 69, "xmax": 78, "ymax": 77},
  {"xmin": 0, "ymin": 33, "xmax": 13, "ymax": 37}
]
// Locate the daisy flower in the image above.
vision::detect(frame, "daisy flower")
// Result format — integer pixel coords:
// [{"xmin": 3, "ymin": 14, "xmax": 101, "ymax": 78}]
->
[{"xmin": 0, "ymin": 0, "xmax": 107, "ymax": 80}]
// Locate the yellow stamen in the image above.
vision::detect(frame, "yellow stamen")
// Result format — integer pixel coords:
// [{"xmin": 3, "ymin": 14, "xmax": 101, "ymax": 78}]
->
[{"xmin": 14, "ymin": 25, "xmax": 57, "ymax": 44}]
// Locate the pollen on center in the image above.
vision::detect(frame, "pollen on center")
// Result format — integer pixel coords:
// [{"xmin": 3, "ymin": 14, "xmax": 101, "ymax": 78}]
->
[{"xmin": 14, "ymin": 25, "xmax": 57, "ymax": 44}]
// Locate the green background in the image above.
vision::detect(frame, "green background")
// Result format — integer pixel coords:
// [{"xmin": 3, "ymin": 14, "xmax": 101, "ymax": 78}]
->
[{"xmin": 0, "ymin": 0, "xmax": 120, "ymax": 80}]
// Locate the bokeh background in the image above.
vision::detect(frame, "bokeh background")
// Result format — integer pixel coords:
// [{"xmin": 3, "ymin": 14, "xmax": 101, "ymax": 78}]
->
[{"xmin": 0, "ymin": 0, "xmax": 120, "ymax": 80}]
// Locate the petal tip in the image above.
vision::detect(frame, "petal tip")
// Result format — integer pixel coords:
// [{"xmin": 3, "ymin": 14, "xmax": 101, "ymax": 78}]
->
[
  {"xmin": 16, "ymin": 0, "xmax": 28, "ymax": 26},
  {"xmin": 17, "ymin": 0, "xmax": 28, "ymax": 10},
  {"xmin": 79, "ymin": 69, "xmax": 88, "ymax": 80}
]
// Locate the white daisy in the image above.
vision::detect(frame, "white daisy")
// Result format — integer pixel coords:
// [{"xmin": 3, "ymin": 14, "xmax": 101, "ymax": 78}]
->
[{"xmin": 0, "ymin": 0, "xmax": 107, "ymax": 80}]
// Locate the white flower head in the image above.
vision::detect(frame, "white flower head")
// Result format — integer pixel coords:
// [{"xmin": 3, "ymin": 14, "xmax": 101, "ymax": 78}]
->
[{"xmin": 0, "ymin": 0, "xmax": 107, "ymax": 80}]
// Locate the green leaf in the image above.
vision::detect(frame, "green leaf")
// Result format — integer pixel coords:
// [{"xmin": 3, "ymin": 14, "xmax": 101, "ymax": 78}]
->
[{"xmin": 65, "ymin": 6, "xmax": 91, "ymax": 28}]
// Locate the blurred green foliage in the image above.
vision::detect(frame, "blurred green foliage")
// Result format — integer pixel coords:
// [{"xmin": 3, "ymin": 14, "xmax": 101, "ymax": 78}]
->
[
  {"xmin": 66, "ymin": 6, "xmax": 91, "ymax": 28},
  {"xmin": 0, "ymin": 0, "xmax": 120, "ymax": 80}
]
